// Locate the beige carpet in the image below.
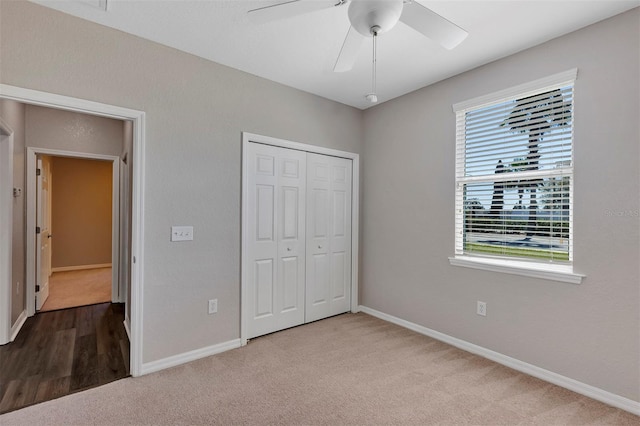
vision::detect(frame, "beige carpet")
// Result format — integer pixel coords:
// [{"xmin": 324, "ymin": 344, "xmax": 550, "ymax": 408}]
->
[
  {"xmin": 0, "ymin": 313, "xmax": 637, "ymax": 425},
  {"xmin": 40, "ymin": 267, "xmax": 112, "ymax": 311}
]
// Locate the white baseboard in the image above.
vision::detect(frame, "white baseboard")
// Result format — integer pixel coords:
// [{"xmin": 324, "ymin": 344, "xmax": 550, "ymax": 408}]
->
[
  {"xmin": 123, "ymin": 315, "xmax": 131, "ymax": 340},
  {"xmin": 10, "ymin": 309, "xmax": 28, "ymax": 342},
  {"xmin": 52, "ymin": 263, "xmax": 112, "ymax": 272},
  {"xmin": 358, "ymin": 305, "xmax": 640, "ymax": 416},
  {"xmin": 140, "ymin": 338, "xmax": 242, "ymax": 376}
]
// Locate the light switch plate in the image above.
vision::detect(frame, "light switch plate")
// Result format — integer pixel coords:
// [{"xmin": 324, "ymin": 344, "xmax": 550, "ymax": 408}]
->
[
  {"xmin": 171, "ymin": 226, "xmax": 193, "ymax": 242},
  {"xmin": 208, "ymin": 299, "xmax": 218, "ymax": 314}
]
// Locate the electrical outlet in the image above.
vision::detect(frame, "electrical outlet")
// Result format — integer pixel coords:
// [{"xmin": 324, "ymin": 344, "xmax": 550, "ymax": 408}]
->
[
  {"xmin": 477, "ymin": 301, "xmax": 487, "ymax": 316},
  {"xmin": 208, "ymin": 299, "xmax": 218, "ymax": 314}
]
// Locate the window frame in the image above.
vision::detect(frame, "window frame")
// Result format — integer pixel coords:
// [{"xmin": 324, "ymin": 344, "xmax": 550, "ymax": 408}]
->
[{"xmin": 449, "ymin": 69, "xmax": 584, "ymax": 284}]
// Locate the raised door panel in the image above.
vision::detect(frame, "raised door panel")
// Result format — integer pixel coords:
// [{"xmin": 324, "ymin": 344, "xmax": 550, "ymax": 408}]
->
[
  {"xmin": 254, "ymin": 259, "xmax": 274, "ymax": 318},
  {"xmin": 332, "ymin": 190, "xmax": 346, "ymax": 238},
  {"xmin": 280, "ymin": 256, "xmax": 300, "ymax": 312},
  {"xmin": 281, "ymin": 187, "xmax": 299, "ymax": 240},
  {"xmin": 311, "ymin": 253, "xmax": 328, "ymax": 305},
  {"xmin": 332, "ymin": 251, "xmax": 346, "ymax": 300},
  {"xmin": 256, "ymin": 185, "xmax": 275, "ymax": 241}
]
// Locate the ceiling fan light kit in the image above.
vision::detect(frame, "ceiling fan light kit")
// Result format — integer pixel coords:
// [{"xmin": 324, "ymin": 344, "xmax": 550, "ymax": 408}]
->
[
  {"xmin": 348, "ymin": 0, "xmax": 403, "ymax": 37},
  {"xmin": 248, "ymin": 0, "xmax": 468, "ymax": 105}
]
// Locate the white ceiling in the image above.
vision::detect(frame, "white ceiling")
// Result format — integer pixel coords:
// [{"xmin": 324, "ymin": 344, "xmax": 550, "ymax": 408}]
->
[{"xmin": 31, "ymin": 0, "xmax": 639, "ymax": 109}]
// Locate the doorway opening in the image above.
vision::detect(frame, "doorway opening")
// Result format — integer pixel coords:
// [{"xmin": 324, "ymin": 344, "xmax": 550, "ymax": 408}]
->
[
  {"xmin": 26, "ymin": 150, "xmax": 121, "ymax": 314},
  {"xmin": 33, "ymin": 154, "xmax": 118, "ymax": 312},
  {"xmin": 0, "ymin": 84, "xmax": 145, "ymax": 377}
]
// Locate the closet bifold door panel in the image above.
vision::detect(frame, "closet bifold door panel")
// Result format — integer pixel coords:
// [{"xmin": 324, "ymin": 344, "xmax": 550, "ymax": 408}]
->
[
  {"xmin": 245, "ymin": 141, "xmax": 353, "ymax": 339},
  {"xmin": 305, "ymin": 153, "xmax": 352, "ymax": 323},
  {"xmin": 245, "ymin": 143, "xmax": 307, "ymax": 339}
]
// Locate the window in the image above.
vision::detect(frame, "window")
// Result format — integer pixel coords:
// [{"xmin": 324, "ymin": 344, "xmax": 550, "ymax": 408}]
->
[{"xmin": 451, "ymin": 69, "xmax": 583, "ymax": 283}]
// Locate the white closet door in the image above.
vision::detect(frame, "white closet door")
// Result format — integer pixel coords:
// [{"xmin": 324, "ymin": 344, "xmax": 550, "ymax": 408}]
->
[
  {"xmin": 245, "ymin": 143, "xmax": 306, "ymax": 339},
  {"xmin": 305, "ymin": 153, "xmax": 352, "ymax": 322}
]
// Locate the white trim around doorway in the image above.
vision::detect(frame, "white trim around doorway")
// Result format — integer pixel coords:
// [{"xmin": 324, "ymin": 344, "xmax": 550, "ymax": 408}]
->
[
  {"xmin": 240, "ymin": 132, "xmax": 360, "ymax": 346},
  {"xmin": 0, "ymin": 117, "xmax": 14, "ymax": 345},
  {"xmin": 0, "ymin": 84, "xmax": 146, "ymax": 377}
]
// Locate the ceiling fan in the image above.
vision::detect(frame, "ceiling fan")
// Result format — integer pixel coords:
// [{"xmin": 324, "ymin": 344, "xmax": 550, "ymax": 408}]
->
[{"xmin": 248, "ymin": 0, "xmax": 468, "ymax": 103}]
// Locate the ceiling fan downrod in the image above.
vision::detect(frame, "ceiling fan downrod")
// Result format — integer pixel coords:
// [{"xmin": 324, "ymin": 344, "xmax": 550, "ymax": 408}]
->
[{"xmin": 366, "ymin": 26, "xmax": 379, "ymax": 104}]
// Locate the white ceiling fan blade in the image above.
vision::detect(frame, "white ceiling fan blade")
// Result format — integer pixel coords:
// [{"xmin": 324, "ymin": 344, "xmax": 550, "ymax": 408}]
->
[
  {"xmin": 400, "ymin": 1, "xmax": 468, "ymax": 50},
  {"xmin": 333, "ymin": 26, "xmax": 364, "ymax": 72},
  {"xmin": 248, "ymin": 0, "xmax": 334, "ymax": 25}
]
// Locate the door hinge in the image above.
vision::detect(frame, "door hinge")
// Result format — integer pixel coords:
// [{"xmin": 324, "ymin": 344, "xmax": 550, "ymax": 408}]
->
[
  {"xmin": 35, "ymin": 285, "xmax": 40, "ymax": 292},
  {"xmin": 36, "ymin": 168, "xmax": 41, "ymax": 176},
  {"xmin": 36, "ymin": 226, "xmax": 41, "ymax": 234}
]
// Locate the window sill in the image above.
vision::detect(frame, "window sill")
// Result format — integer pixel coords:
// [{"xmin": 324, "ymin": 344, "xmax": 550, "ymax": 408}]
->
[{"xmin": 448, "ymin": 256, "xmax": 585, "ymax": 284}]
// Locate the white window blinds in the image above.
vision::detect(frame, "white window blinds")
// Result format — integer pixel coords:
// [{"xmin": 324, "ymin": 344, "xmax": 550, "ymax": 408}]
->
[{"xmin": 454, "ymin": 70, "xmax": 577, "ymax": 264}]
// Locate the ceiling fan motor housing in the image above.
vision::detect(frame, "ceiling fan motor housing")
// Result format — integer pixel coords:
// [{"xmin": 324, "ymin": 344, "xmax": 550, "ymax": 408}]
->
[{"xmin": 348, "ymin": 0, "xmax": 404, "ymax": 37}]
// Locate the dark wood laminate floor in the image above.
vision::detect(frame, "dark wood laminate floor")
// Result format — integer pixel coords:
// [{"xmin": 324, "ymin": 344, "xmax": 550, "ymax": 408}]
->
[{"xmin": 0, "ymin": 303, "xmax": 129, "ymax": 414}]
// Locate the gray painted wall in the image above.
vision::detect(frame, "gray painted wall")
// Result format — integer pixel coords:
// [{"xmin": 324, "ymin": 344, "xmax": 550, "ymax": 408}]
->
[
  {"xmin": 0, "ymin": 1, "xmax": 363, "ymax": 362},
  {"xmin": 361, "ymin": 9, "xmax": 639, "ymax": 401},
  {"xmin": 50, "ymin": 156, "xmax": 113, "ymax": 268},
  {"xmin": 25, "ymin": 105, "xmax": 124, "ymax": 157},
  {"xmin": 0, "ymin": 99, "xmax": 26, "ymax": 325}
]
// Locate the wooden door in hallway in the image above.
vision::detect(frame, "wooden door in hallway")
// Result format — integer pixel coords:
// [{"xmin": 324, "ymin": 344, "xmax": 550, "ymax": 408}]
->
[{"xmin": 35, "ymin": 156, "xmax": 52, "ymax": 310}]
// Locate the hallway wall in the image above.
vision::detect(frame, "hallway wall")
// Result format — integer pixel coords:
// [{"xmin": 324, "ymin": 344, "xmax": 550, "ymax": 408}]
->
[
  {"xmin": 51, "ymin": 157, "xmax": 113, "ymax": 269},
  {"xmin": 25, "ymin": 105, "xmax": 124, "ymax": 156}
]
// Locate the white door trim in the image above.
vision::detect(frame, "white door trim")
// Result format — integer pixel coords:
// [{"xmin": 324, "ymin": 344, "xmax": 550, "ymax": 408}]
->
[
  {"xmin": 0, "ymin": 118, "xmax": 14, "ymax": 345},
  {"xmin": 241, "ymin": 132, "xmax": 360, "ymax": 346},
  {"xmin": 26, "ymin": 148, "xmax": 120, "ymax": 310},
  {"xmin": 0, "ymin": 84, "xmax": 146, "ymax": 377}
]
